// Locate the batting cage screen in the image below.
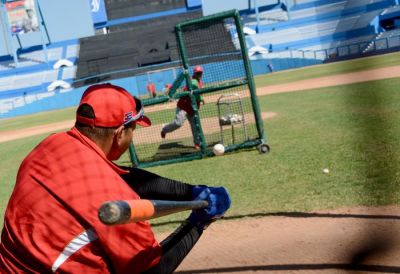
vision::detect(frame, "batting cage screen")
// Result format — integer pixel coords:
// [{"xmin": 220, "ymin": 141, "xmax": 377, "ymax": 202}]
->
[{"xmin": 128, "ymin": 10, "xmax": 269, "ymax": 167}]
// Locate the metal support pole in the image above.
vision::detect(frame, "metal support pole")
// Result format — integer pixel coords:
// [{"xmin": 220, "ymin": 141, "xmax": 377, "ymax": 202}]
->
[
  {"xmin": 34, "ymin": 0, "xmax": 49, "ymax": 65},
  {"xmin": 283, "ymin": 0, "xmax": 292, "ymax": 20},
  {"xmin": 234, "ymin": 10, "xmax": 266, "ymax": 143},
  {"xmin": 253, "ymin": 0, "xmax": 260, "ymax": 33},
  {"xmin": 0, "ymin": 0, "xmax": 19, "ymax": 67}
]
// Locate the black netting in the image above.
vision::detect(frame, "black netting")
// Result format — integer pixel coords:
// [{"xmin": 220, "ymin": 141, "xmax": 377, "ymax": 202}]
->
[
  {"xmin": 121, "ymin": 13, "xmax": 265, "ymax": 167},
  {"xmin": 181, "ymin": 17, "xmax": 246, "ymax": 85}
]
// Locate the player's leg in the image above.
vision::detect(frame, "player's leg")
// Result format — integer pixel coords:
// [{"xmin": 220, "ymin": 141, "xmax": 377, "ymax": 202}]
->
[
  {"xmin": 188, "ymin": 115, "xmax": 201, "ymax": 149},
  {"xmin": 161, "ymin": 108, "xmax": 187, "ymax": 138}
]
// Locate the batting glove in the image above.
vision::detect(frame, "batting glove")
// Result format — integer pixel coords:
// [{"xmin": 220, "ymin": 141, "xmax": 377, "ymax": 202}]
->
[
  {"xmin": 189, "ymin": 186, "xmax": 231, "ymax": 229},
  {"xmin": 191, "ymin": 185, "xmax": 208, "ymax": 199}
]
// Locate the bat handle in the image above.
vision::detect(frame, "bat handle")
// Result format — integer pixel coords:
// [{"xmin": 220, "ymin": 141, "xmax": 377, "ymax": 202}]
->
[{"xmin": 98, "ymin": 199, "xmax": 209, "ymax": 225}]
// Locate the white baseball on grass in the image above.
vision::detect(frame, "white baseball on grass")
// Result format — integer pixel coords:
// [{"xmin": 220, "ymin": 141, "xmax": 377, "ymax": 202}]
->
[
  {"xmin": 213, "ymin": 144, "xmax": 225, "ymax": 156},
  {"xmin": 323, "ymin": 168, "xmax": 330, "ymax": 174}
]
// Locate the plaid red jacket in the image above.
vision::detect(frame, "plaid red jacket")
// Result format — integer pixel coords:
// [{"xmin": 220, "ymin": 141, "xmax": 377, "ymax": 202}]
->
[{"xmin": 0, "ymin": 127, "xmax": 161, "ymax": 273}]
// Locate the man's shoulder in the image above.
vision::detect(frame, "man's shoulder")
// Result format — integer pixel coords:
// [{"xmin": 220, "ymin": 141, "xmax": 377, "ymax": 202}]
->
[{"xmin": 37, "ymin": 131, "xmax": 74, "ymax": 149}]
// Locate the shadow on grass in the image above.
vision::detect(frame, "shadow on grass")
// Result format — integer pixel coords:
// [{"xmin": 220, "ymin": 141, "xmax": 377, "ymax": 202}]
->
[
  {"xmin": 151, "ymin": 211, "xmax": 400, "ymax": 227},
  {"xmin": 175, "ymin": 263, "xmax": 400, "ymax": 273},
  {"xmin": 342, "ymin": 76, "xmax": 399, "ymax": 268}
]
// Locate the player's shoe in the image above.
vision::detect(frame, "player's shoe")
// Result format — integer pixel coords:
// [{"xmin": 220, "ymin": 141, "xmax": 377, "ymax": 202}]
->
[
  {"xmin": 194, "ymin": 144, "xmax": 201, "ymax": 150},
  {"xmin": 160, "ymin": 124, "xmax": 167, "ymax": 139}
]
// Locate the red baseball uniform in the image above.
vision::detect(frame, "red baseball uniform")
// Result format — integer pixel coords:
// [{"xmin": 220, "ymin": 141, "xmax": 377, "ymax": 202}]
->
[
  {"xmin": 0, "ymin": 127, "xmax": 161, "ymax": 273},
  {"xmin": 177, "ymin": 78, "xmax": 203, "ymax": 116},
  {"xmin": 147, "ymin": 82, "xmax": 156, "ymax": 98}
]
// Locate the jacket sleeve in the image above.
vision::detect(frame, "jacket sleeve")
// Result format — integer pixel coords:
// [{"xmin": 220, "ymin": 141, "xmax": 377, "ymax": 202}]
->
[
  {"xmin": 120, "ymin": 168, "xmax": 206, "ymax": 273},
  {"xmin": 120, "ymin": 167, "xmax": 194, "ymax": 201},
  {"xmin": 141, "ymin": 220, "xmax": 204, "ymax": 274}
]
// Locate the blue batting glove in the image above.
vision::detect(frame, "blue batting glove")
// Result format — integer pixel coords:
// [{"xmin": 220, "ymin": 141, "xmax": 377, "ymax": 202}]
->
[
  {"xmin": 189, "ymin": 186, "xmax": 231, "ymax": 229},
  {"xmin": 192, "ymin": 185, "xmax": 208, "ymax": 200},
  {"xmin": 205, "ymin": 186, "xmax": 231, "ymax": 218},
  {"xmin": 192, "ymin": 185, "xmax": 231, "ymax": 218},
  {"xmin": 189, "ymin": 188, "xmax": 212, "ymax": 228}
]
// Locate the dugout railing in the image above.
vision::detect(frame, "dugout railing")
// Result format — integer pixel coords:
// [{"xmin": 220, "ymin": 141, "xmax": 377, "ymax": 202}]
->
[{"xmin": 128, "ymin": 9, "xmax": 270, "ymax": 167}]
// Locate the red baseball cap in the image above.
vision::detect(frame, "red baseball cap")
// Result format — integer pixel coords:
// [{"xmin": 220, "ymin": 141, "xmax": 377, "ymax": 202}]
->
[
  {"xmin": 193, "ymin": 65, "xmax": 203, "ymax": 73},
  {"xmin": 76, "ymin": 83, "xmax": 151, "ymax": 128}
]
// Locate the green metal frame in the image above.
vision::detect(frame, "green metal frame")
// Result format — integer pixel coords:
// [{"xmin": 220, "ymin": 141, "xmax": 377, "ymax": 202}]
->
[
  {"xmin": 234, "ymin": 11, "xmax": 266, "ymax": 144},
  {"xmin": 128, "ymin": 9, "xmax": 268, "ymax": 167}
]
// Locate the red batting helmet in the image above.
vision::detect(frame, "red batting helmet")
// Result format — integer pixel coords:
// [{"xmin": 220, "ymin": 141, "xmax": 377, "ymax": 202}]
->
[{"xmin": 193, "ymin": 66, "xmax": 203, "ymax": 74}]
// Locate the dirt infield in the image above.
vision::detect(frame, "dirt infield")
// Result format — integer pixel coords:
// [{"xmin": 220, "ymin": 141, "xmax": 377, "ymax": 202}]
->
[
  {"xmin": 2, "ymin": 66, "xmax": 400, "ymax": 273},
  {"xmin": 2, "ymin": 65, "xmax": 400, "ymax": 143},
  {"xmin": 162, "ymin": 205, "xmax": 400, "ymax": 274},
  {"xmin": 255, "ymin": 65, "xmax": 400, "ymax": 95}
]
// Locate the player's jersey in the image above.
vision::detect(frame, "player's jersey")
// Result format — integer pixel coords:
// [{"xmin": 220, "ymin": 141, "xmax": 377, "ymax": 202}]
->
[
  {"xmin": 0, "ymin": 127, "xmax": 161, "ymax": 273},
  {"xmin": 177, "ymin": 78, "xmax": 203, "ymax": 116}
]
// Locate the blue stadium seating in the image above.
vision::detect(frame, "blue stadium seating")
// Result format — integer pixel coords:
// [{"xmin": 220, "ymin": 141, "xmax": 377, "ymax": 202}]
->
[
  {"xmin": 244, "ymin": 0, "xmax": 398, "ymax": 52},
  {"xmin": 0, "ymin": 39, "xmax": 79, "ymax": 116},
  {"xmin": 1, "ymin": 0, "xmax": 400, "ymax": 118}
]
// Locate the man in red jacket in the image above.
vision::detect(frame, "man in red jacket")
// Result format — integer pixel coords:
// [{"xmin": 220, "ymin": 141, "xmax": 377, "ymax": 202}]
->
[{"xmin": 0, "ymin": 83, "xmax": 230, "ymax": 273}]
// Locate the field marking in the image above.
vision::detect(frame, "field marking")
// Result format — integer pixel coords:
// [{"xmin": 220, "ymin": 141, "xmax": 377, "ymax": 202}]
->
[{"xmin": 0, "ymin": 121, "xmax": 74, "ymax": 143}]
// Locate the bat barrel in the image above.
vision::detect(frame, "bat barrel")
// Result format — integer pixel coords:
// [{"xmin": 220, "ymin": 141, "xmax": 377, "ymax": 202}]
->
[{"xmin": 98, "ymin": 200, "xmax": 132, "ymax": 225}]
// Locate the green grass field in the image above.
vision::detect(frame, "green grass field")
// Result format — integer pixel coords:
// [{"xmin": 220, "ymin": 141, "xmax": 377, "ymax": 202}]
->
[{"xmin": 1, "ymin": 52, "xmax": 400, "ymax": 232}]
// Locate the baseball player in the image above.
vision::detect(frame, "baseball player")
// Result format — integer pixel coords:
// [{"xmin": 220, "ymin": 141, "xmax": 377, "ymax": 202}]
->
[
  {"xmin": 161, "ymin": 65, "xmax": 205, "ymax": 150},
  {"xmin": 147, "ymin": 81, "xmax": 157, "ymax": 98},
  {"xmin": 0, "ymin": 83, "xmax": 231, "ymax": 273},
  {"xmin": 162, "ymin": 83, "xmax": 173, "ymax": 96}
]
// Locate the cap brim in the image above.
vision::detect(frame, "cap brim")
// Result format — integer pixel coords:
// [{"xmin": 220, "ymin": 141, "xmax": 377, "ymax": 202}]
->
[{"xmin": 135, "ymin": 115, "xmax": 151, "ymax": 127}]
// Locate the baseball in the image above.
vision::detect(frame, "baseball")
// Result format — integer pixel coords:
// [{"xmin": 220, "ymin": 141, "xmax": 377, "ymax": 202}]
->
[
  {"xmin": 323, "ymin": 168, "xmax": 330, "ymax": 174},
  {"xmin": 213, "ymin": 144, "xmax": 225, "ymax": 156}
]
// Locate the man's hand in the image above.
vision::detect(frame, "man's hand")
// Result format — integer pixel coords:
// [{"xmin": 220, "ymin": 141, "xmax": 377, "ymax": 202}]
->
[{"xmin": 189, "ymin": 186, "xmax": 231, "ymax": 229}]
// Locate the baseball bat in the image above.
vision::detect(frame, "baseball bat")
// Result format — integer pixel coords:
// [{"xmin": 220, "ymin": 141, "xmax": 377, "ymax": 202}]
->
[{"xmin": 98, "ymin": 199, "xmax": 209, "ymax": 225}]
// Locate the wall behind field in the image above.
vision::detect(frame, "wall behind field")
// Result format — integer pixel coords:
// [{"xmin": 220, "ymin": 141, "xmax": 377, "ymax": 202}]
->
[
  {"xmin": 202, "ymin": 0, "xmax": 279, "ymax": 16},
  {"xmin": 0, "ymin": 57, "xmax": 322, "ymax": 119}
]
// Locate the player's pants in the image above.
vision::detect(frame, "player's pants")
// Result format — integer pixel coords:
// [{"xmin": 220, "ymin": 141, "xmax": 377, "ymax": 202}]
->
[{"xmin": 162, "ymin": 108, "xmax": 200, "ymax": 145}]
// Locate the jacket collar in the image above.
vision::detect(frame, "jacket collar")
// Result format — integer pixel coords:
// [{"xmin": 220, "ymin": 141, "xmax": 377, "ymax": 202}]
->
[{"xmin": 67, "ymin": 127, "xmax": 129, "ymax": 175}]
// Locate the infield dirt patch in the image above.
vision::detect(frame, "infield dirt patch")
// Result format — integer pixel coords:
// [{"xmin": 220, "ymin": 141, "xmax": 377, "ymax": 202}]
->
[
  {"xmin": 159, "ymin": 206, "xmax": 400, "ymax": 274},
  {"xmin": 2, "ymin": 65, "xmax": 400, "ymax": 143}
]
